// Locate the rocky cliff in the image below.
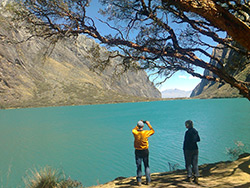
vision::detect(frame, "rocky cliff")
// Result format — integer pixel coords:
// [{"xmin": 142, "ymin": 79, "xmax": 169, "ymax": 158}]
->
[
  {"xmin": 0, "ymin": 13, "xmax": 161, "ymax": 109},
  {"xmin": 190, "ymin": 44, "xmax": 250, "ymax": 99}
]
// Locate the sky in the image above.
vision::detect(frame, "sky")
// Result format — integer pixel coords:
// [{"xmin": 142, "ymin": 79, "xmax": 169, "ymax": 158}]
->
[
  {"xmin": 156, "ymin": 72, "xmax": 202, "ymax": 92},
  {"xmin": 85, "ymin": 0, "xmax": 213, "ymax": 92}
]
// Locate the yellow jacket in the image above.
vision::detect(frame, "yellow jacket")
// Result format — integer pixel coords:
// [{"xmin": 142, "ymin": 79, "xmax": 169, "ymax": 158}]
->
[{"xmin": 132, "ymin": 123, "xmax": 155, "ymax": 150}]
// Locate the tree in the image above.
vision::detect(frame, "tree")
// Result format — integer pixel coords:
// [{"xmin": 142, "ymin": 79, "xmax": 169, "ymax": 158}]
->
[
  {"xmin": 162, "ymin": 0, "xmax": 250, "ymax": 51},
  {"xmin": 5, "ymin": 0, "xmax": 250, "ymax": 100}
]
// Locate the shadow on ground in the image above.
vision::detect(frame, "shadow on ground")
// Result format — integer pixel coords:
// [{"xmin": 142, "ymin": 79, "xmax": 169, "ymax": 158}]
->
[
  {"xmin": 116, "ymin": 155, "xmax": 250, "ymax": 187},
  {"xmin": 90, "ymin": 154, "xmax": 250, "ymax": 188}
]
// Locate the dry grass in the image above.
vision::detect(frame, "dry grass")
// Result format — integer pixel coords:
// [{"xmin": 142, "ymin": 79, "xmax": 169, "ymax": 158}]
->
[{"xmin": 23, "ymin": 166, "xmax": 83, "ymax": 188}]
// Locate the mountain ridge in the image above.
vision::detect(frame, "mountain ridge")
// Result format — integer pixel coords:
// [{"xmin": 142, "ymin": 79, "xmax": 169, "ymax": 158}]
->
[
  {"xmin": 0, "ymin": 13, "xmax": 161, "ymax": 109},
  {"xmin": 191, "ymin": 43, "xmax": 250, "ymax": 99}
]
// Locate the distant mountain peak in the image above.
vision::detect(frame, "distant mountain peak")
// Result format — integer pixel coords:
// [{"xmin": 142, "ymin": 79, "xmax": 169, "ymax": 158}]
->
[{"xmin": 161, "ymin": 89, "xmax": 192, "ymax": 98}]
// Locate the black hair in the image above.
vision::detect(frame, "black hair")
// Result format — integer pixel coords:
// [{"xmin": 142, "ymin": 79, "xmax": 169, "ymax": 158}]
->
[{"xmin": 185, "ymin": 120, "xmax": 193, "ymax": 128}]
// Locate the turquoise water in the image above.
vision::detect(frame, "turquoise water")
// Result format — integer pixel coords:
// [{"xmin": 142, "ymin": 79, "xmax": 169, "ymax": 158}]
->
[{"xmin": 0, "ymin": 98, "xmax": 250, "ymax": 187}]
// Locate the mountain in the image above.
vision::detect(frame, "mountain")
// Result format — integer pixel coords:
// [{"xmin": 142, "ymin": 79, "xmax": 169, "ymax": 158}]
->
[
  {"xmin": 0, "ymin": 13, "xmax": 161, "ymax": 109},
  {"xmin": 191, "ymin": 43, "xmax": 250, "ymax": 99},
  {"xmin": 161, "ymin": 89, "xmax": 191, "ymax": 98}
]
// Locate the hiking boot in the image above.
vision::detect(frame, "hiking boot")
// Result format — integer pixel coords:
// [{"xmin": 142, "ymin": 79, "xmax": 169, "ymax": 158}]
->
[
  {"xmin": 186, "ymin": 177, "xmax": 192, "ymax": 182},
  {"xmin": 194, "ymin": 177, "xmax": 199, "ymax": 184},
  {"xmin": 146, "ymin": 181, "xmax": 150, "ymax": 185},
  {"xmin": 137, "ymin": 182, "xmax": 142, "ymax": 186}
]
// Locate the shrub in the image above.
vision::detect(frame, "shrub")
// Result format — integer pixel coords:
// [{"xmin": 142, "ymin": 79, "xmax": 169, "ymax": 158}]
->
[
  {"xmin": 226, "ymin": 141, "xmax": 248, "ymax": 160},
  {"xmin": 23, "ymin": 166, "xmax": 83, "ymax": 188}
]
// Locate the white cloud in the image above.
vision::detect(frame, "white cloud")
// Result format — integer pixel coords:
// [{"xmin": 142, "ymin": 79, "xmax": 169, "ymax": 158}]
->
[
  {"xmin": 179, "ymin": 75, "xmax": 187, "ymax": 79},
  {"xmin": 188, "ymin": 76, "xmax": 200, "ymax": 80}
]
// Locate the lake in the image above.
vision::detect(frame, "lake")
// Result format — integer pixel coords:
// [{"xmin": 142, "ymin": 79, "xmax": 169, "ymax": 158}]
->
[{"xmin": 0, "ymin": 98, "xmax": 249, "ymax": 187}]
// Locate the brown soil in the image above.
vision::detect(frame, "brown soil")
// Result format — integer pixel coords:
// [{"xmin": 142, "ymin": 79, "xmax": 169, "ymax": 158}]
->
[{"xmin": 88, "ymin": 154, "xmax": 250, "ymax": 188}]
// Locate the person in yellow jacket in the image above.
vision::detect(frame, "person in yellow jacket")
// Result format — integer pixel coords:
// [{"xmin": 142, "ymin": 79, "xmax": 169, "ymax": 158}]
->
[{"xmin": 132, "ymin": 120, "xmax": 155, "ymax": 186}]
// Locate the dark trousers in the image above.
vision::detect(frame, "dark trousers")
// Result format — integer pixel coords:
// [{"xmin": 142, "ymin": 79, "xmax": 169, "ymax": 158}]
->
[
  {"xmin": 135, "ymin": 149, "xmax": 151, "ymax": 183},
  {"xmin": 184, "ymin": 149, "xmax": 199, "ymax": 177}
]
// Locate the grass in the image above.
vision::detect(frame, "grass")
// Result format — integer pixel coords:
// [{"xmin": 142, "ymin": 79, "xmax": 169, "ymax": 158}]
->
[{"xmin": 23, "ymin": 166, "xmax": 83, "ymax": 188}]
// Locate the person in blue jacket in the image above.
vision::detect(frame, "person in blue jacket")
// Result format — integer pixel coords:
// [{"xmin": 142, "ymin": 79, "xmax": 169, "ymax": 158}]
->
[{"xmin": 183, "ymin": 120, "xmax": 200, "ymax": 184}]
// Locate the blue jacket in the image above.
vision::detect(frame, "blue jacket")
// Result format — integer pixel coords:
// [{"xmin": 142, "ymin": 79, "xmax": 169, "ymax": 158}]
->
[{"xmin": 183, "ymin": 128, "xmax": 200, "ymax": 150}]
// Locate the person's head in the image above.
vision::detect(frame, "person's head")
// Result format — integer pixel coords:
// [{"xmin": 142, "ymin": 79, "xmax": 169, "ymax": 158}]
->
[
  {"xmin": 185, "ymin": 120, "xmax": 193, "ymax": 129},
  {"xmin": 137, "ymin": 120, "xmax": 144, "ymax": 129}
]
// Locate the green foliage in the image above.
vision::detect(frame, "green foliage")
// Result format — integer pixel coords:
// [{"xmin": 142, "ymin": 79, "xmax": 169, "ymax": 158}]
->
[
  {"xmin": 23, "ymin": 166, "xmax": 83, "ymax": 188},
  {"xmin": 226, "ymin": 141, "xmax": 248, "ymax": 160}
]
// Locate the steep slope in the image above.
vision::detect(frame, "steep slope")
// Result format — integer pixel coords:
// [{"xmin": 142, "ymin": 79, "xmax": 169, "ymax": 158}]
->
[
  {"xmin": 0, "ymin": 14, "xmax": 161, "ymax": 108},
  {"xmin": 191, "ymin": 44, "xmax": 250, "ymax": 99}
]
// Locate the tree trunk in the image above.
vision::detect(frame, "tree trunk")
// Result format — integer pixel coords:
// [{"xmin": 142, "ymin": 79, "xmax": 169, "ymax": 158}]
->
[{"xmin": 162, "ymin": 0, "xmax": 250, "ymax": 51}]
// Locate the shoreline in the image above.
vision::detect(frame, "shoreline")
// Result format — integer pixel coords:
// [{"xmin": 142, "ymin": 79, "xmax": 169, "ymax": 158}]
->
[
  {"xmin": 0, "ymin": 97, "xmax": 244, "ymax": 110},
  {"xmin": 0, "ymin": 97, "xmax": 190, "ymax": 110},
  {"xmin": 88, "ymin": 154, "xmax": 250, "ymax": 188}
]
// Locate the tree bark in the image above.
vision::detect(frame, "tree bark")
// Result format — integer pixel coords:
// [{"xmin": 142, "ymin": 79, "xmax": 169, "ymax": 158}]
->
[{"xmin": 162, "ymin": 0, "xmax": 250, "ymax": 51}]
